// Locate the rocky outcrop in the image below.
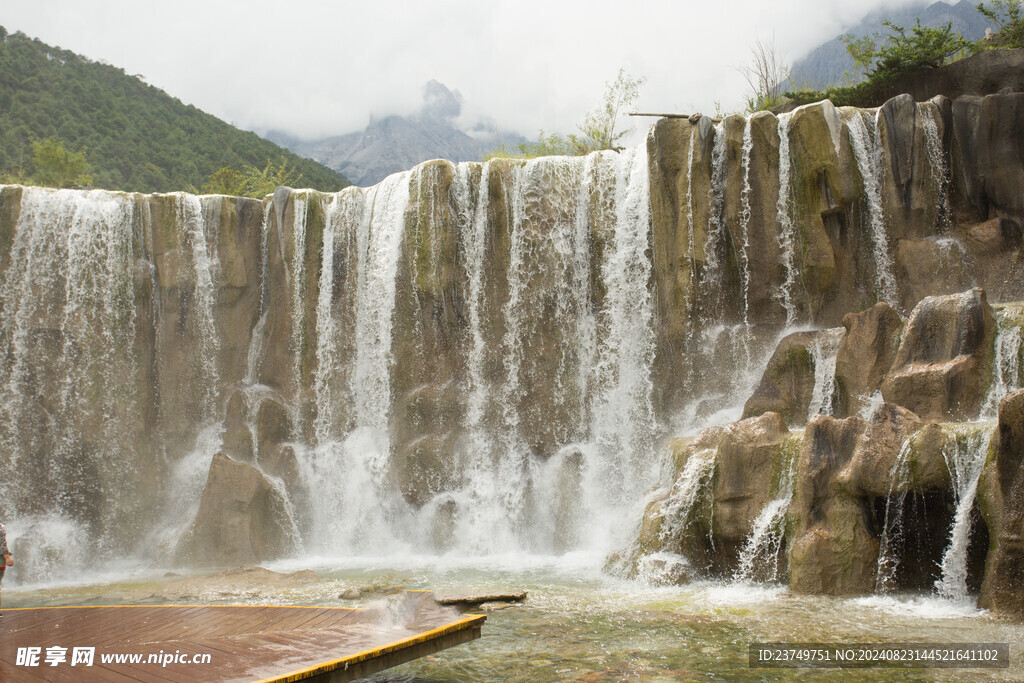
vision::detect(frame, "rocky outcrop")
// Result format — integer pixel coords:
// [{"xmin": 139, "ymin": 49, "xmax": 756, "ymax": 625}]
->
[
  {"xmin": 789, "ymin": 415, "xmax": 875, "ymax": 595},
  {"xmin": 871, "ymin": 49, "xmax": 1024, "ymax": 106},
  {"xmin": 175, "ymin": 453, "xmax": 296, "ymax": 567},
  {"xmin": 834, "ymin": 303, "xmax": 903, "ymax": 417},
  {"xmin": 743, "ymin": 331, "xmax": 819, "ymax": 425},
  {"xmin": 881, "ymin": 288, "xmax": 996, "ymax": 420},
  {"xmin": 619, "ymin": 413, "xmax": 794, "ymax": 577},
  {"xmin": 979, "ymin": 390, "xmax": 1024, "ymax": 618}
]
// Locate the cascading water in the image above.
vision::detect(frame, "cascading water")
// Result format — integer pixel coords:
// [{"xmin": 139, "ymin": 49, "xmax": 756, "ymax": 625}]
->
[
  {"xmin": 287, "ymin": 145, "xmax": 657, "ymax": 558},
  {"xmin": 297, "ymin": 173, "xmax": 412, "ymax": 552},
  {"xmin": 982, "ymin": 305, "xmax": 1024, "ymax": 417},
  {"xmin": 659, "ymin": 447, "xmax": 717, "ymax": 548},
  {"xmin": 935, "ymin": 426, "xmax": 993, "ymax": 600},
  {"xmin": 0, "ymin": 188, "xmax": 150, "ymax": 580},
  {"xmin": 735, "ymin": 439, "xmax": 799, "ymax": 583},
  {"xmin": 178, "ymin": 194, "xmax": 222, "ymax": 419},
  {"xmin": 921, "ymin": 104, "xmax": 951, "ymax": 231},
  {"xmin": 875, "ymin": 437, "xmax": 915, "ymax": 592},
  {"xmin": 846, "ymin": 110, "xmax": 899, "ymax": 308},
  {"xmin": 775, "ymin": 113, "xmax": 799, "ymax": 326},
  {"xmin": 808, "ymin": 329, "xmax": 843, "ymax": 418},
  {"xmin": 738, "ymin": 118, "xmax": 754, "ymax": 358},
  {"xmin": 702, "ymin": 121, "xmax": 728, "ymax": 299}
]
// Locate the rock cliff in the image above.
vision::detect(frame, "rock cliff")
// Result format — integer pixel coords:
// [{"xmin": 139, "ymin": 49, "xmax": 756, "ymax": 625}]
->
[{"xmin": 0, "ymin": 93, "xmax": 1022, "ymax": 613}]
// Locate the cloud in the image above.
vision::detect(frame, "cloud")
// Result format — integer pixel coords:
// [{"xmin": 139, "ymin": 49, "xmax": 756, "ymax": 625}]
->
[{"xmin": 1, "ymin": 0, "xmax": 932, "ymax": 142}]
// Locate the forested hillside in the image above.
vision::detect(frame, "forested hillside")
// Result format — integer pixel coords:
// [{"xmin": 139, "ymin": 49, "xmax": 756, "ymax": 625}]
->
[{"xmin": 0, "ymin": 27, "xmax": 349, "ymax": 192}]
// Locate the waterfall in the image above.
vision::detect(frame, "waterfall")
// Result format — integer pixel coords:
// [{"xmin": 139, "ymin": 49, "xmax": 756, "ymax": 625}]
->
[
  {"xmin": 921, "ymin": 104, "xmax": 950, "ymax": 232},
  {"xmin": 935, "ymin": 426, "xmax": 993, "ymax": 600},
  {"xmin": 981, "ymin": 306, "xmax": 1024, "ymax": 417},
  {"xmin": 808, "ymin": 329, "xmax": 844, "ymax": 419},
  {"xmin": 298, "ymin": 172, "xmax": 412, "ymax": 552},
  {"xmin": 874, "ymin": 437, "xmax": 915, "ymax": 592},
  {"xmin": 178, "ymin": 194, "xmax": 222, "ymax": 420},
  {"xmin": 775, "ymin": 113, "xmax": 799, "ymax": 326},
  {"xmin": 287, "ymin": 193, "xmax": 309, "ymax": 417},
  {"xmin": 312, "ymin": 190, "xmax": 363, "ymax": 443},
  {"xmin": 660, "ymin": 447, "xmax": 716, "ymax": 544},
  {"xmin": 684, "ymin": 127, "xmax": 698, "ymax": 325},
  {"xmin": 583, "ymin": 146, "xmax": 656, "ymax": 527},
  {"xmin": 702, "ymin": 121, "xmax": 728, "ymax": 297},
  {"xmin": 0, "ymin": 188, "xmax": 141, "ymax": 560},
  {"xmin": 735, "ymin": 440, "xmax": 798, "ymax": 583},
  {"xmin": 846, "ymin": 111, "xmax": 898, "ymax": 308},
  {"xmin": 738, "ymin": 117, "xmax": 754, "ymax": 360}
]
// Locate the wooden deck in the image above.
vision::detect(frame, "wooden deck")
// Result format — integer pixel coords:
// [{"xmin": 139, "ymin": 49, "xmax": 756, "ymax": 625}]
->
[{"xmin": 0, "ymin": 591, "xmax": 484, "ymax": 682}]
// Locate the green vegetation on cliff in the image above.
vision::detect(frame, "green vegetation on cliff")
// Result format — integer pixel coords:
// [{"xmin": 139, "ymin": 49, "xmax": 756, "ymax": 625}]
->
[
  {"xmin": 786, "ymin": 3, "xmax": 1023, "ymax": 108},
  {"xmin": 0, "ymin": 28, "xmax": 349, "ymax": 193}
]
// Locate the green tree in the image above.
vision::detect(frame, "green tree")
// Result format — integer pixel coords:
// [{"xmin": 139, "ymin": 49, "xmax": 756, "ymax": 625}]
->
[
  {"xmin": 200, "ymin": 166, "xmax": 246, "ymax": 195},
  {"xmin": 199, "ymin": 158, "xmax": 303, "ymax": 198},
  {"xmin": 30, "ymin": 137, "xmax": 93, "ymax": 188},
  {"xmin": 573, "ymin": 68, "xmax": 646, "ymax": 152},
  {"xmin": 839, "ymin": 32, "xmax": 878, "ymax": 80},
  {"xmin": 976, "ymin": 1, "xmax": 1024, "ymax": 48},
  {"xmin": 739, "ymin": 36, "xmax": 790, "ymax": 112},
  {"xmin": 845, "ymin": 19, "xmax": 970, "ymax": 83},
  {"xmin": 483, "ymin": 69, "xmax": 645, "ymax": 160}
]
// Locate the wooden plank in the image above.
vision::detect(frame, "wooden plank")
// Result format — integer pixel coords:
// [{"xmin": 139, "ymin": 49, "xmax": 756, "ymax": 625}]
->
[{"xmin": 1, "ymin": 594, "xmax": 484, "ymax": 682}]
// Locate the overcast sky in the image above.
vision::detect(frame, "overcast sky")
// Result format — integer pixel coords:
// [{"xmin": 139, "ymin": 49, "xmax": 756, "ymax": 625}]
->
[{"xmin": 1, "ymin": 0, "xmax": 930, "ymax": 143}]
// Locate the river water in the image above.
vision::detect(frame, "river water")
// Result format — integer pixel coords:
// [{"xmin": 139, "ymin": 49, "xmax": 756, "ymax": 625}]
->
[{"xmin": 6, "ymin": 557, "xmax": 1023, "ymax": 681}]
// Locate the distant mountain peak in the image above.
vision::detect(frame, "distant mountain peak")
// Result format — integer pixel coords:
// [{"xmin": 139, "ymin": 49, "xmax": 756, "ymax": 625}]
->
[
  {"xmin": 421, "ymin": 79, "xmax": 463, "ymax": 122},
  {"xmin": 272, "ymin": 80, "xmax": 524, "ymax": 186}
]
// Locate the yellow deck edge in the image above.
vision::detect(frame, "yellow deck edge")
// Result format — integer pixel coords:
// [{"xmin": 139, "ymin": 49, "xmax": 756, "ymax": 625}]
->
[{"xmin": 254, "ymin": 613, "xmax": 487, "ymax": 683}]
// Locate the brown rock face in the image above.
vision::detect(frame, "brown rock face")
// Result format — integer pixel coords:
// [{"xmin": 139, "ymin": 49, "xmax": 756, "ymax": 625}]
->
[
  {"xmin": 834, "ymin": 303, "xmax": 903, "ymax": 417},
  {"xmin": 979, "ymin": 390, "xmax": 1024, "ymax": 618},
  {"xmin": 881, "ymin": 289, "xmax": 996, "ymax": 420},
  {"xmin": 710, "ymin": 413, "xmax": 791, "ymax": 552},
  {"xmin": 952, "ymin": 93, "xmax": 1024, "ymax": 223},
  {"xmin": 894, "ymin": 239, "xmax": 974, "ymax": 312},
  {"xmin": 743, "ymin": 330, "xmax": 842, "ymax": 426},
  {"xmin": 837, "ymin": 402, "xmax": 925, "ymax": 497},
  {"xmin": 789, "ymin": 415, "xmax": 877, "ymax": 595},
  {"xmin": 175, "ymin": 453, "xmax": 296, "ymax": 567}
]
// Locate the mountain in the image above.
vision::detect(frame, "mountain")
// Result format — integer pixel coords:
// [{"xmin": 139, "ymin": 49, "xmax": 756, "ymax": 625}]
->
[
  {"xmin": 0, "ymin": 28, "xmax": 349, "ymax": 193},
  {"xmin": 268, "ymin": 80, "xmax": 525, "ymax": 187},
  {"xmin": 787, "ymin": 0, "xmax": 991, "ymax": 91}
]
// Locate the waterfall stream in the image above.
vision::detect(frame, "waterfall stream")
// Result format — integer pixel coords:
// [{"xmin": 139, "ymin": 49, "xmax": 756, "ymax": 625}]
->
[
  {"xmin": 935, "ymin": 426, "xmax": 993, "ymax": 600},
  {"xmin": 775, "ymin": 114, "xmax": 799, "ymax": 326},
  {"xmin": 846, "ymin": 110, "xmax": 898, "ymax": 308}
]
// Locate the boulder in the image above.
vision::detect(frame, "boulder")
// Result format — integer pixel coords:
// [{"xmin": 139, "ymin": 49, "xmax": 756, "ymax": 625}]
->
[
  {"xmin": 837, "ymin": 402, "xmax": 925, "ymax": 497},
  {"xmin": 879, "ymin": 94, "xmax": 917, "ymax": 201},
  {"xmin": 175, "ymin": 453, "xmax": 296, "ymax": 567},
  {"xmin": 834, "ymin": 303, "xmax": 903, "ymax": 417},
  {"xmin": 256, "ymin": 398, "xmax": 291, "ymax": 447},
  {"xmin": 979, "ymin": 390, "xmax": 1024, "ymax": 618},
  {"xmin": 711, "ymin": 412, "xmax": 791, "ymax": 549},
  {"xmin": 742, "ymin": 332, "xmax": 818, "ymax": 425},
  {"xmin": 967, "ymin": 217, "xmax": 1023, "ymax": 256},
  {"xmin": 881, "ymin": 288, "xmax": 996, "ymax": 420},
  {"xmin": 621, "ymin": 414, "xmax": 793, "ymax": 578},
  {"xmin": 789, "ymin": 415, "xmax": 878, "ymax": 594}
]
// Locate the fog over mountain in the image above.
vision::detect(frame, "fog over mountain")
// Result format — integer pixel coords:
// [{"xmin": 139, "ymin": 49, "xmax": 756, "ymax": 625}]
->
[{"xmin": 266, "ymin": 80, "xmax": 525, "ymax": 187}]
